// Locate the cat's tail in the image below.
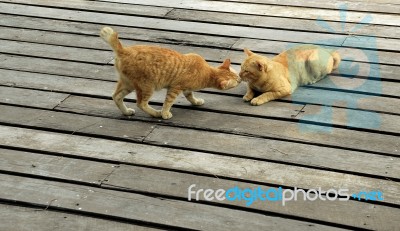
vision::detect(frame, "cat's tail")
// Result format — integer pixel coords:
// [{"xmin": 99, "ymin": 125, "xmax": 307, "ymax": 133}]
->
[
  {"xmin": 331, "ymin": 51, "xmax": 341, "ymax": 70},
  {"xmin": 100, "ymin": 27, "xmax": 124, "ymax": 56}
]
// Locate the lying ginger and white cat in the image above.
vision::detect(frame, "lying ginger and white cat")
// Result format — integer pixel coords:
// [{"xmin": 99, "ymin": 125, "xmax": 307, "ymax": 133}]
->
[
  {"xmin": 100, "ymin": 27, "xmax": 241, "ymax": 119},
  {"xmin": 240, "ymin": 45, "xmax": 341, "ymax": 105}
]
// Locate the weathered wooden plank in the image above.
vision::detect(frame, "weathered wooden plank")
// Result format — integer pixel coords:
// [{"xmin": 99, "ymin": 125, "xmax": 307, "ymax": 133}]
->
[
  {"xmin": 3, "ymin": 26, "xmax": 398, "ymax": 68},
  {"xmin": 0, "ymin": 70, "xmax": 304, "ymax": 119},
  {"xmin": 231, "ymin": 38, "xmax": 400, "ymax": 65},
  {"xmin": 2, "ymin": 26, "xmax": 398, "ymax": 79},
  {"xmin": 0, "ymin": 33, "xmax": 228, "ymax": 64},
  {"xmin": 0, "ymin": 40, "xmax": 113, "ymax": 64},
  {"xmin": 0, "ymin": 27, "xmax": 110, "ymax": 50},
  {"xmin": 1, "ymin": 141, "xmax": 395, "ymax": 229},
  {"xmin": 0, "ymin": 3, "xmax": 398, "ymax": 56},
  {"xmin": 0, "ymin": 86, "xmax": 69, "ymax": 109},
  {"xmin": 2, "ymin": 0, "xmax": 400, "ymax": 25},
  {"xmin": 144, "ymin": 126, "xmax": 399, "ymax": 178},
  {"xmin": 298, "ymin": 104, "xmax": 400, "ymax": 134},
  {"xmin": 0, "ymin": 2, "xmax": 348, "ymax": 46},
  {"xmin": 56, "ymin": 96, "xmax": 400, "ymax": 156},
  {"xmin": 202, "ymin": 68, "xmax": 395, "ymax": 97},
  {"xmin": 0, "ymin": 102, "xmax": 154, "ymax": 142},
  {"xmin": 0, "ymin": 148, "xmax": 115, "ymax": 185},
  {"xmin": 0, "ymin": 174, "xmax": 342, "ymax": 230},
  {"xmin": 100, "ymin": 0, "xmax": 400, "ymax": 26},
  {"xmin": 1, "ymin": 0, "xmax": 173, "ymax": 16},
  {"xmin": 1, "ymin": 75, "xmax": 398, "ymax": 151},
  {"xmin": 2, "ymin": 0, "xmax": 399, "ymax": 229},
  {"xmin": 0, "ymin": 17, "xmax": 238, "ymax": 49},
  {"xmin": 0, "ymin": 69, "xmax": 115, "ymax": 95},
  {"xmin": 166, "ymin": 9, "xmax": 400, "ymax": 40},
  {"xmin": 212, "ymin": 0, "xmax": 400, "ymax": 14},
  {"xmin": 0, "ymin": 55, "xmax": 228, "ymax": 83},
  {"xmin": 0, "ymin": 125, "xmax": 399, "ymax": 206},
  {"xmin": 0, "ymin": 31, "xmax": 234, "ymax": 69},
  {"xmin": 2, "ymin": 69, "xmax": 399, "ymax": 117},
  {"xmin": 343, "ymin": 36, "xmax": 400, "ymax": 51},
  {"xmin": 0, "ymin": 69, "xmax": 393, "ymax": 135},
  {"xmin": 0, "ymin": 54, "xmax": 115, "ymax": 81},
  {"xmin": 0, "ymin": 16, "xmax": 398, "ymax": 70},
  {"xmin": 1, "ymin": 101, "xmax": 398, "ymax": 178},
  {"xmin": 216, "ymin": 82, "xmax": 400, "ymax": 115},
  {"xmin": 104, "ymin": 165, "xmax": 400, "ymax": 230},
  {"xmin": 340, "ymin": 0, "xmax": 400, "ymax": 4},
  {"xmin": 0, "ymin": 133, "xmax": 396, "ymax": 229},
  {"xmin": 0, "ymin": 204, "xmax": 162, "ymax": 231},
  {"xmin": 308, "ymin": 76, "xmax": 399, "ymax": 97},
  {"xmin": 1, "ymin": 50, "xmax": 395, "ymax": 99},
  {"xmin": 174, "ymin": 91, "xmax": 303, "ymax": 119},
  {"xmin": 2, "ymin": 52, "xmax": 398, "ymax": 86},
  {"xmin": 10, "ymin": 0, "xmax": 400, "ymax": 16},
  {"xmin": 2, "ymin": 6, "xmax": 398, "ymax": 69},
  {"xmin": 289, "ymin": 88, "xmax": 400, "ymax": 115},
  {"xmin": 6, "ymin": 0, "xmax": 400, "ymax": 39},
  {"xmin": 182, "ymin": 83, "xmax": 400, "ymax": 133},
  {"xmin": 2, "ymin": 79, "xmax": 398, "ymax": 155}
]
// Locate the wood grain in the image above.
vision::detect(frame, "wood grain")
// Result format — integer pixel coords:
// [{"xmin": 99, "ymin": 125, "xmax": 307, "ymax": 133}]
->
[
  {"xmin": 0, "ymin": 204, "xmax": 162, "ymax": 231},
  {"xmin": 0, "ymin": 125, "xmax": 399, "ymax": 206},
  {"xmin": 0, "ymin": 174, "xmax": 342, "ymax": 230}
]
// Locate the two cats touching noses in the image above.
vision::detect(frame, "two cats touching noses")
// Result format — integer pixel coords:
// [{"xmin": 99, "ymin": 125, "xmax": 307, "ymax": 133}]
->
[{"xmin": 100, "ymin": 27, "xmax": 341, "ymax": 120}]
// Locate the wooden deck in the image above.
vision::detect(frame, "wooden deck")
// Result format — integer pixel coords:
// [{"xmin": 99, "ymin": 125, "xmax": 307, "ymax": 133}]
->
[{"xmin": 0, "ymin": 0, "xmax": 399, "ymax": 230}]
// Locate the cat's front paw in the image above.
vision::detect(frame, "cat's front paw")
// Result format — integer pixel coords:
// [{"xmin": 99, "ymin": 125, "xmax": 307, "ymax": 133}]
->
[
  {"xmin": 192, "ymin": 98, "xmax": 205, "ymax": 106},
  {"xmin": 161, "ymin": 111, "xmax": 173, "ymax": 120},
  {"xmin": 123, "ymin": 108, "xmax": 135, "ymax": 116},
  {"xmin": 250, "ymin": 98, "xmax": 266, "ymax": 106},
  {"xmin": 243, "ymin": 94, "xmax": 254, "ymax": 102}
]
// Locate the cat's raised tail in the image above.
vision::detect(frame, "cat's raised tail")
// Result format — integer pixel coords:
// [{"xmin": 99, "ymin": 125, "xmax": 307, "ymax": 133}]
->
[
  {"xmin": 332, "ymin": 51, "xmax": 341, "ymax": 70},
  {"xmin": 100, "ymin": 27, "xmax": 124, "ymax": 56}
]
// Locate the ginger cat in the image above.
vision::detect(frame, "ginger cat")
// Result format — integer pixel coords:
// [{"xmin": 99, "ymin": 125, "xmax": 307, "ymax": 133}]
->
[
  {"xmin": 100, "ymin": 27, "xmax": 241, "ymax": 119},
  {"xmin": 240, "ymin": 45, "xmax": 341, "ymax": 106}
]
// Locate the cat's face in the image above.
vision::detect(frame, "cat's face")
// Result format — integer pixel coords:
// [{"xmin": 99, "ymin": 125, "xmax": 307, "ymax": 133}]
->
[
  {"xmin": 240, "ymin": 58, "xmax": 266, "ymax": 83},
  {"xmin": 239, "ymin": 49, "xmax": 272, "ymax": 82},
  {"xmin": 217, "ymin": 59, "xmax": 242, "ymax": 90},
  {"xmin": 240, "ymin": 58, "xmax": 263, "ymax": 82}
]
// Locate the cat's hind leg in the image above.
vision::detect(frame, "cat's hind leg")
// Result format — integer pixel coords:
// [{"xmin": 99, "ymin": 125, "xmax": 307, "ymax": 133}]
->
[
  {"xmin": 184, "ymin": 91, "xmax": 204, "ymax": 106},
  {"xmin": 136, "ymin": 88, "xmax": 162, "ymax": 118},
  {"xmin": 112, "ymin": 80, "xmax": 135, "ymax": 116},
  {"xmin": 161, "ymin": 88, "xmax": 182, "ymax": 119}
]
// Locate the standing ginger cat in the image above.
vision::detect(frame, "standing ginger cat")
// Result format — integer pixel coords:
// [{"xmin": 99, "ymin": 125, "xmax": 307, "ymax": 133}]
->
[
  {"xmin": 240, "ymin": 45, "xmax": 341, "ymax": 106},
  {"xmin": 100, "ymin": 27, "xmax": 241, "ymax": 119}
]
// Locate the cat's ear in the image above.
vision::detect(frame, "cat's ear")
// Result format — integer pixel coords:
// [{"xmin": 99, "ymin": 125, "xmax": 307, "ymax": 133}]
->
[
  {"xmin": 256, "ymin": 61, "xmax": 264, "ymax": 71},
  {"xmin": 220, "ymin": 59, "xmax": 231, "ymax": 70},
  {"xmin": 244, "ymin": 48, "xmax": 254, "ymax": 57},
  {"xmin": 256, "ymin": 60, "xmax": 273, "ymax": 72}
]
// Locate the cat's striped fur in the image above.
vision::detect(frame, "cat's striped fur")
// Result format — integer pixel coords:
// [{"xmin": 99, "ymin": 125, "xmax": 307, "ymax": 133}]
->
[{"xmin": 100, "ymin": 27, "xmax": 241, "ymax": 119}]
